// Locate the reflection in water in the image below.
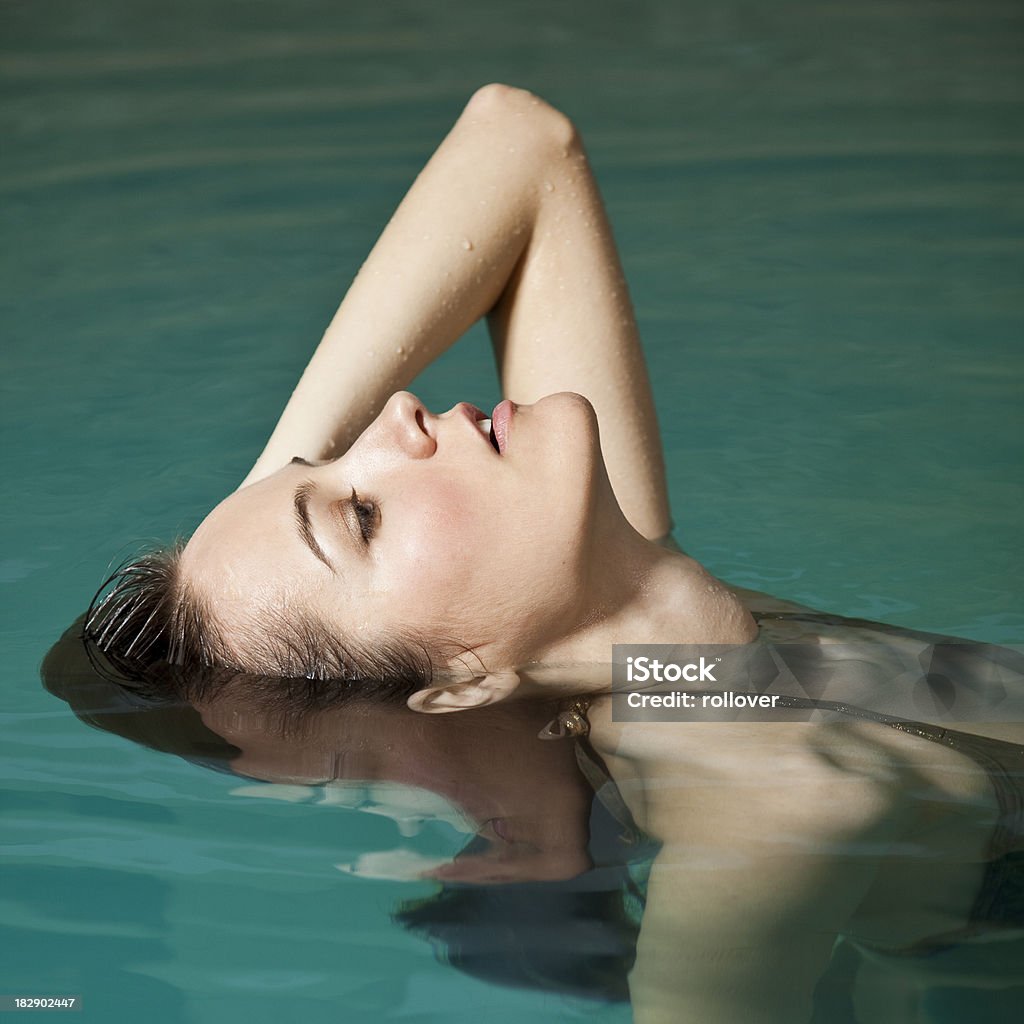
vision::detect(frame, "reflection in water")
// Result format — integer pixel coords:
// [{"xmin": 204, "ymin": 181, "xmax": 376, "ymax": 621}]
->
[
  {"xmin": 43, "ymin": 618, "xmax": 649, "ymax": 1004},
  {"xmin": 43, "ymin": 611, "xmax": 1024, "ymax": 1019}
]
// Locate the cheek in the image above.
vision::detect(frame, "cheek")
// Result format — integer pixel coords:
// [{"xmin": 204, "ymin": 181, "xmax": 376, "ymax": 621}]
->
[
  {"xmin": 370, "ymin": 467, "xmax": 585, "ymax": 643},
  {"xmin": 377, "ymin": 479, "xmax": 482, "ymax": 602}
]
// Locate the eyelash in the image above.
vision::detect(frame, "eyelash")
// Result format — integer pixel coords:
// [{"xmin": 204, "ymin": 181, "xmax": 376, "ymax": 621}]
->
[{"xmin": 350, "ymin": 488, "xmax": 378, "ymax": 543}]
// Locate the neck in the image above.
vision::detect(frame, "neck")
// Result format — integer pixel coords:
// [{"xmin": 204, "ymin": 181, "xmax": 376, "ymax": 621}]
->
[{"xmin": 534, "ymin": 518, "xmax": 758, "ymax": 668}]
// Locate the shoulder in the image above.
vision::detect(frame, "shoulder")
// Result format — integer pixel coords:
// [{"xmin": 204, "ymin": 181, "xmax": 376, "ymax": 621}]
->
[
  {"xmin": 592, "ymin": 710, "xmax": 909, "ymax": 842},
  {"xmin": 674, "ymin": 559, "xmax": 760, "ymax": 643}
]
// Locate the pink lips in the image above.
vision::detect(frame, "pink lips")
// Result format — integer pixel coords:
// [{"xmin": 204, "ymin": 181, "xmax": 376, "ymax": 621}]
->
[{"xmin": 491, "ymin": 399, "xmax": 515, "ymax": 455}]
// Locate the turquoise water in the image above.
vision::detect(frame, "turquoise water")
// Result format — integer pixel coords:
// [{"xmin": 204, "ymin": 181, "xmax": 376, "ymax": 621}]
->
[{"xmin": 3, "ymin": 1, "xmax": 1022, "ymax": 1021}]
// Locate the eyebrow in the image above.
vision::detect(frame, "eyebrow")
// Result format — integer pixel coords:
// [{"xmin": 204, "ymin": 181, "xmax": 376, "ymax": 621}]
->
[{"xmin": 293, "ymin": 480, "xmax": 336, "ymax": 573}]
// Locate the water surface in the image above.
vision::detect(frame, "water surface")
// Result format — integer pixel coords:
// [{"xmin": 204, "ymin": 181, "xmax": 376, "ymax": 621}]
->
[{"xmin": 3, "ymin": 1, "xmax": 1022, "ymax": 1021}]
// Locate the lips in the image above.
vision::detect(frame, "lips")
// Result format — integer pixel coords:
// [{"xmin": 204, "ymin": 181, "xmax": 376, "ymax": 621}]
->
[
  {"xmin": 456, "ymin": 400, "xmax": 513, "ymax": 454},
  {"xmin": 491, "ymin": 399, "xmax": 515, "ymax": 455}
]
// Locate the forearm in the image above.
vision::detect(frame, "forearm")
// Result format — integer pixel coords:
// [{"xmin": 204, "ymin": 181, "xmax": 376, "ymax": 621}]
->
[
  {"xmin": 631, "ymin": 852, "xmax": 856, "ymax": 1024},
  {"xmin": 484, "ymin": 107, "xmax": 672, "ymax": 538},
  {"xmin": 242, "ymin": 85, "xmax": 574, "ymax": 487}
]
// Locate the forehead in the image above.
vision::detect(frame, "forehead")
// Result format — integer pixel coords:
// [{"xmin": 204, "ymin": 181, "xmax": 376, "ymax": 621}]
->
[{"xmin": 180, "ymin": 471, "xmax": 317, "ymax": 631}]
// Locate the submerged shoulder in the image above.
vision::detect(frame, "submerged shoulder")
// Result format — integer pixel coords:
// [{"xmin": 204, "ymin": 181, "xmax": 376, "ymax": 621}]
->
[{"xmin": 593, "ymin": 712, "xmax": 905, "ymax": 846}]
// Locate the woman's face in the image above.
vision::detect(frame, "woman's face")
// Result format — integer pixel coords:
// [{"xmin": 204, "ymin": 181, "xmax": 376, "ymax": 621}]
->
[{"xmin": 181, "ymin": 391, "xmax": 610, "ymax": 672}]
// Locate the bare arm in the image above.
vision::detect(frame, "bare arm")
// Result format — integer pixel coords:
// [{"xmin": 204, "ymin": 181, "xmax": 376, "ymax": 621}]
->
[
  {"xmin": 631, "ymin": 850, "xmax": 850, "ymax": 1023},
  {"xmin": 242, "ymin": 84, "xmax": 672, "ymax": 540},
  {"xmin": 628, "ymin": 785, "xmax": 887, "ymax": 1024},
  {"xmin": 593, "ymin": 714, "xmax": 896, "ymax": 1022}
]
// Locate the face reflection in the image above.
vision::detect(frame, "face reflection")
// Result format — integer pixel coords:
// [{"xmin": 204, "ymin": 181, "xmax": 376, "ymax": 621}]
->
[
  {"xmin": 181, "ymin": 391, "xmax": 607, "ymax": 672},
  {"xmin": 200, "ymin": 698, "xmax": 594, "ymax": 884}
]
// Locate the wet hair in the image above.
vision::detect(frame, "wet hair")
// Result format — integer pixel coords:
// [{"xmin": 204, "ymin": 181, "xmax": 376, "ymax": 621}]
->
[
  {"xmin": 44, "ymin": 612, "xmax": 440, "ymax": 764},
  {"xmin": 84, "ymin": 543, "xmax": 441, "ymax": 706},
  {"xmin": 41, "ymin": 615, "xmax": 243, "ymax": 772}
]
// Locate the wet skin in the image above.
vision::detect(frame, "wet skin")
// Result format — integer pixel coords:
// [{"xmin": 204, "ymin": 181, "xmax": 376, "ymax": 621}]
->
[{"xmin": 182, "ymin": 390, "xmax": 614, "ymax": 673}]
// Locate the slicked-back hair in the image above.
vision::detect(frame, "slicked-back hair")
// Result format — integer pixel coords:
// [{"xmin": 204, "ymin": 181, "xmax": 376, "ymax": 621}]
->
[
  {"xmin": 85, "ymin": 541, "xmax": 223, "ymax": 683},
  {"xmin": 84, "ymin": 544, "xmax": 441, "ymax": 706}
]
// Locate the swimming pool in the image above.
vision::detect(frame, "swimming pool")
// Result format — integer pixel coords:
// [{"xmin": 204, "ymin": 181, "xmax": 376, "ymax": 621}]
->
[{"xmin": 3, "ymin": 1, "xmax": 1022, "ymax": 1021}]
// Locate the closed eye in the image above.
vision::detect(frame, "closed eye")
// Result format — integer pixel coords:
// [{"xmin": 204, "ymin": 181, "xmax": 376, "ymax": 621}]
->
[{"xmin": 348, "ymin": 488, "xmax": 379, "ymax": 544}]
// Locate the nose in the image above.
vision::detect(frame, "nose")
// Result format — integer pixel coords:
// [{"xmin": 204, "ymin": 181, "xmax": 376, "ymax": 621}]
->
[{"xmin": 379, "ymin": 391, "xmax": 436, "ymax": 459}]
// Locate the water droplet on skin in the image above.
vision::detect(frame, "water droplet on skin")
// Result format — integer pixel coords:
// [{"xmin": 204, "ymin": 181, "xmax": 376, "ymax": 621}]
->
[
  {"xmin": 508, "ymin": 146, "xmax": 516, "ymax": 153},
  {"xmin": 396, "ymin": 346, "xmax": 405, "ymax": 355},
  {"xmin": 543, "ymin": 180, "xmax": 554, "ymax": 192},
  {"xmin": 462, "ymin": 238, "xmax": 473, "ymax": 250}
]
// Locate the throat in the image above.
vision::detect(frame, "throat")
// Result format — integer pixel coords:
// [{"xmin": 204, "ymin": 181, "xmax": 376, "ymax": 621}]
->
[
  {"xmin": 540, "ymin": 546, "xmax": 758, "ymax": 667},
  {"xmin": 614, "ymin": 553, "xmax": 758, "ymax": 646}
]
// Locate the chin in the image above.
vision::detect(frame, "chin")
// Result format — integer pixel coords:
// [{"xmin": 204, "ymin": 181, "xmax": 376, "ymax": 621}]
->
[
  {"xmin": 532, "ymin": 391, "xmax": 600, "ymax": 463},
  {"xmin": 534, "ymin": 391, "xmax": 612, "ymax": 516},
  {"xmin": 539, "ymin": 390, "xmax": 595, "ymax": 413},
  {"xmin": 535, "ymin": 391, "xmax": 600, "ymax": 438}
]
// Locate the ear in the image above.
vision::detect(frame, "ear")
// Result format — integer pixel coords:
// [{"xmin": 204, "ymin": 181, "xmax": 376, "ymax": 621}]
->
[{"xmin": 406, "ymin": 670, "xmax": 521, "ymax": 714}]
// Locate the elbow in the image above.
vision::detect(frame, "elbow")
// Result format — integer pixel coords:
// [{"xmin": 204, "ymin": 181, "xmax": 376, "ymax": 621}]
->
[{"xmin": 462, "ymin": 83, "xmax": 580, "ymax": 153}]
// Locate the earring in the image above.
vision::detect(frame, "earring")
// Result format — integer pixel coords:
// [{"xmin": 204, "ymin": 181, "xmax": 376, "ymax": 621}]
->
[{"xmin": 538, "ymin": 698, "xmax": 591, "ymax": 740}]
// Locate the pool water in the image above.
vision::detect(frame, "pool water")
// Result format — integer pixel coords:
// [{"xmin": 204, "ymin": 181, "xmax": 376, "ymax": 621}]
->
[{"xmin": 3, "ymin": 1, "xmax": 1022, "ymax": 1021}]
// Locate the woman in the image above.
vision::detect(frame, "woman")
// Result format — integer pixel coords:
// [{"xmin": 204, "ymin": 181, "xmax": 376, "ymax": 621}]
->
[
  {"xmin": 87, "ymin": 82, "xmax": 756, "ymax": 695},
  {"xmin": 82, "ymin": 84, "xmax": 1023, "ymax": 1021}
]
